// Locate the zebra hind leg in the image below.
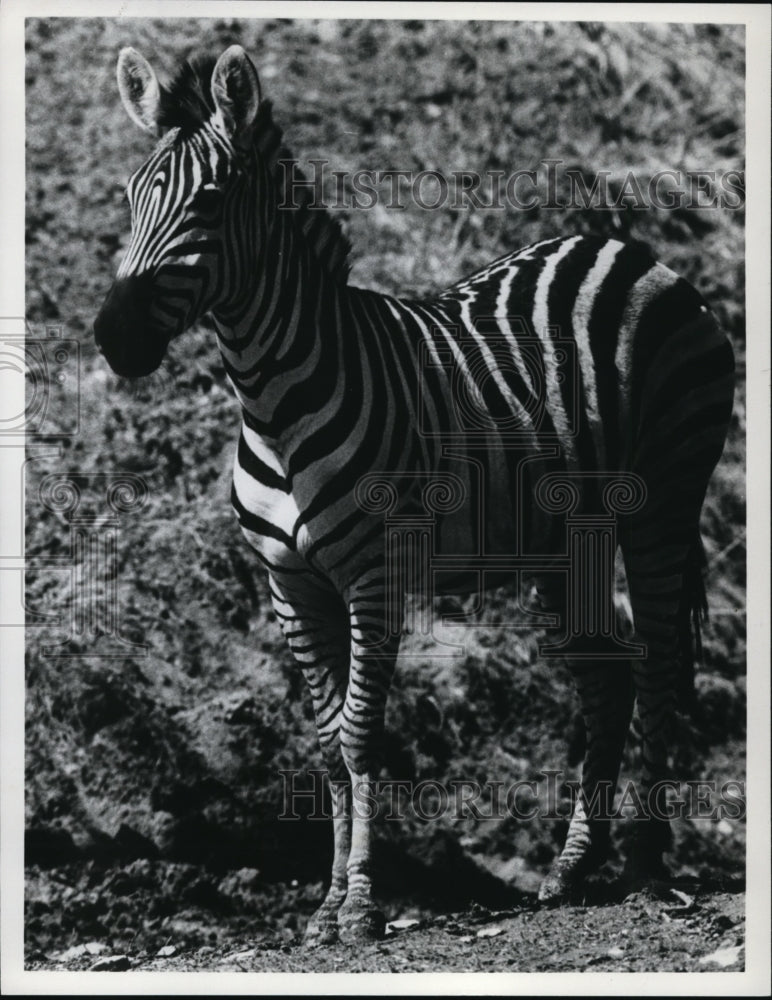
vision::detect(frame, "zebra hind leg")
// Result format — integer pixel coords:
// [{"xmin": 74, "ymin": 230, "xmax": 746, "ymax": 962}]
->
[
  {"xmin": 621, "ymin": 532, "xmax": 704, "ymax": 887},
  {"xmin": 268, "ymin": 574, "xmax": 351, "ymax": 946},
  {"xmin": 538, "ymin": 653, "xmax": 635, "ymax": 904},
  {"xmin": 621, "ymin": 433, "xmax": 731, "ymax": 881},
  {"xmin": 621, "ymin": 301, "xmax": 734, "ymax": 883}
]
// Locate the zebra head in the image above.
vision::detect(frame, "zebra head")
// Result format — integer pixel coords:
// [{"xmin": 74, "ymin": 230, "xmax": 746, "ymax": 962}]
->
[{"xmin": 94, "ymin": 45, "xmax": 262, "ymax": 377}]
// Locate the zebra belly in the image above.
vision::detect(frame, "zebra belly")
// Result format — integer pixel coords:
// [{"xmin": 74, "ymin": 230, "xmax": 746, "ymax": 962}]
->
[{"xmin": 414, "ymin": 465, "xmax": 560, "ymax": 598}]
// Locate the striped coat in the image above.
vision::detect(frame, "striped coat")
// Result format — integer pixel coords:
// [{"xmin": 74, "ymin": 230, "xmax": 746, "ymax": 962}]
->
[{"xmin": 94, "ymin": 45, "xmax": 735, "ymax": 945}]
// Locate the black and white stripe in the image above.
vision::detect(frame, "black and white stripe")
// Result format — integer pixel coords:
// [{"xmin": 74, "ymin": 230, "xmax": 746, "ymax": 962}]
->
[{"xmin": 94, "ymin": 45, "xmax": 735, "ymax": 943}]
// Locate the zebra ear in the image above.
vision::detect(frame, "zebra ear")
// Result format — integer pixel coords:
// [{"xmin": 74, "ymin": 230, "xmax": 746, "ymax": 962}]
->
[
  {"xmin": 211, "ymin": 45, "xmax": 261, "ymax": 147},
  {"xmin": 117, "ymin": 47, "xmax": 162, "ymax": 135}
]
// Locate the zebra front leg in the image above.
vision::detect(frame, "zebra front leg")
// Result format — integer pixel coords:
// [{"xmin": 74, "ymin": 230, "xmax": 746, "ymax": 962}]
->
[
  {"xmin": 269, "ymin": 574, "xmax": 351, "ymax": 946},
  {"xmin": 304, "ymin": 777, "xmax": 351, "ymax": 946},
  {"xmin": 539, "ymin": 657, "xmax": 634, "ymax": 904},
  {"xmin": 335, "ymin": 604, "xmax": 401, "ymax": 944}
]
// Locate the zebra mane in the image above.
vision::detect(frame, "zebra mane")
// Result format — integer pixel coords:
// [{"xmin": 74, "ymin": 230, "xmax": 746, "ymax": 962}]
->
[
  {"xmin": 158, "ymin": 53, "xmax": 352, "ymax": 283},
  {"xmin": 158, "ymin": 54, "xmax": 218, "ymax": 135}
]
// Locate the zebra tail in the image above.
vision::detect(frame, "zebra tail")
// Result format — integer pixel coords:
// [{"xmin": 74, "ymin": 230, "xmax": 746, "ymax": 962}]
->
[{"xmin": 678, "ymin": 532, "xmax": 710, "ymax": 712}]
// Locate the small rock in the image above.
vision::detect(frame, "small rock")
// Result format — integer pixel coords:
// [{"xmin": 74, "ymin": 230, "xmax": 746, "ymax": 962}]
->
[
  {"xmin": 220, "ymin": 949, "xmax": 255, "ymax": 964},
  {"xmin": 717, "ymin": 818, "xmax": 733, "ymax": 836},
  {"xmin": 456, "ymin": 935, "xmax": 474, "ymax": 943},
  {"xmin": 156, "ymin": 944, "xmax": 176, "ymax": 957},
  {"xmin": 386, "ymin": 918, "xmax": 420, "ymax": 932},
  {"xmin": 607, "ymin": 946, "xmax": 625, "ymax": 959},
  {"xmin": 699, "ymin": 945, "xmax": 744, "ymax": 968},
  {"xmin": 88, "ymin": 955, "xmax": 130, "ymax": 972},
  {"xmin": 664, "ymin": 888, "xmax": 697, "ymax": 916},
  {"xmin": 58, "ymin": 941, "xmax": 107, "ymax": 961},
  {"xmin": 476, "ymin": 926, "xmax": 504, "ymax": 938}
]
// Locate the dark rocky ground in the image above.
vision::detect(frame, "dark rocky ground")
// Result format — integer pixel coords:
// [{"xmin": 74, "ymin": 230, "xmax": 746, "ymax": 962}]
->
[{"xmin": 26, "ymin": 867, "xmax": 745, "ymax": 973}]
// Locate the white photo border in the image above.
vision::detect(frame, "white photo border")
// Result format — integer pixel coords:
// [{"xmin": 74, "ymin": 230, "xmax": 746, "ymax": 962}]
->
[{"xmin": 2, "ymin": 1, "xmax": 769, "ymax": 995}]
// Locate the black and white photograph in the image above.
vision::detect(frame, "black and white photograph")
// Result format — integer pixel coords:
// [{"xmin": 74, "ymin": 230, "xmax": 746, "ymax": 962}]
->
[{"xmin": 1, "ymin": 0, "xmax": 769, "ymax": 992}]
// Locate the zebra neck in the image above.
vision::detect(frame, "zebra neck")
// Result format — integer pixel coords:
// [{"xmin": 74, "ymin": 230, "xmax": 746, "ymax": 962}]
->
[
  {"xmin": 213, "ymin": 242, "xmax": 354, "ymax": 450},
  {"xmin": 211, "ymin": 133, "xmax": 357, "ymax": 447}
]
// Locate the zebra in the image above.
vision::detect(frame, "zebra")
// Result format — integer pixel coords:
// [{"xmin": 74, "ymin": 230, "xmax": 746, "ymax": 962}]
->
[{"xmin": 93, "ymin": 45, "xmax": 735, "ymax": 945}]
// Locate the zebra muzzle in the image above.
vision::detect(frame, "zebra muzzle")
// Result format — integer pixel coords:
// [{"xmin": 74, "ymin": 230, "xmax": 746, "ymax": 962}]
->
[{"xmin": 94, "ymin": 274, "xmax": 171, "ymax": 378}]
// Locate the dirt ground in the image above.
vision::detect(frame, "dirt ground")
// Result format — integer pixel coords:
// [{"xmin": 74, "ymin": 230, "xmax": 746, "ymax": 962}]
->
[{"xmin": 26, "ymin": 865, "xmax": 744, "ymax": 974}]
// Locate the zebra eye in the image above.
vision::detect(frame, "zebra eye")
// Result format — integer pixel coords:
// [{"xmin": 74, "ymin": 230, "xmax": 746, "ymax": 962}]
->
[{"xmin": 191, "ymin": 186, "xmax": 222, "ymax": 215}]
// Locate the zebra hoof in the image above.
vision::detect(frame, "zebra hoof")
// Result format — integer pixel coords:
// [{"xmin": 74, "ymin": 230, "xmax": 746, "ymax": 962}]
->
[
  {"xmin": 337, "ymin": 899, "xmax": 386, "ymax": 943},
  {"xmin": 624, "ymin": 824, "xmax": 673, "ymax": 887},
  {"xmin": 304, "ymin": 896, "xmax": 346, "ymax": 947},
  {"xmin": 304, "ymin": 917, "xmax": 340, "ymax": 947},
  {"xmin": 538, "ymin": 864, "xmax": 583, "ymax": 906},
  {"xmin": 303, "ymin": 888, "xmax": 346, "ymax": 948}
]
